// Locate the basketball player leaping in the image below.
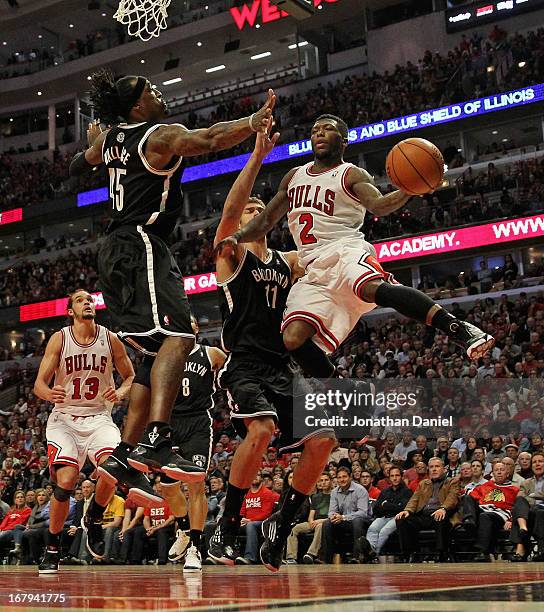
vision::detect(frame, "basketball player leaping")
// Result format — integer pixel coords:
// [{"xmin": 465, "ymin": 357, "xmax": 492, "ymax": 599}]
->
[
  {"xmin": 208, "ymin": 119, "xmax": 337, "ymax": 572},
  {"xmin": 69, "ymin": 71, "xmax": 275, "ymax": 498},
  {"xmin": 216, "ymin": 114, "xmax": 495, "ymax": 567},
  {"xmin": 34, "ymin": 289, "xmax": 137, "ymax": 574}
]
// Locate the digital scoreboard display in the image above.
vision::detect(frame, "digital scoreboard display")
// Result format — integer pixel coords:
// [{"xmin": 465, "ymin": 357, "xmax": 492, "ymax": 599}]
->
[{"xmin": 446, "ymin": 0, "xmax": 544, "ymax": 32}]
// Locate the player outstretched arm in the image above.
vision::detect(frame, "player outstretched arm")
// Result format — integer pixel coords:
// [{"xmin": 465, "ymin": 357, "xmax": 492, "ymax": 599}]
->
[
  {"xmin": 34, "ymin": 332, "xmax": 66, "ymax": 404},
  {"xmin": 347, "ymin": 166, "xmax": 412, "ymax": 216},
  {"xmin": 160, "ymin": 90, "xmax": 276, "ymax": 157},
  {"xmin": 105, "ymin": 333, "xmax": 136, "ymax": 403},
  {"xmin": 69, "ymin": 120, "xmax": 109, "ymax": 177}
]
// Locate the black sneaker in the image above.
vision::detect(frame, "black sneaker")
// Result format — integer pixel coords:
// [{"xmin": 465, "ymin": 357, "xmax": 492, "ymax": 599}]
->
[
  {"xmin": 260, "ymin": 512, "xmax": 286, "ymax": 573},
  {"xmin": 97, "ymin": 454, "xmax": 163, "ymax": 508},
  {"xmin": 208, "ymin": 519, "xmax": 239, "ymax": 566},
  {"xmin": 38, "ymin": 548, "xmax": 60, "ymax": 574},
  {"xmin": 82, "ymin": 514, "xmax": 105, "ymax": 560},
  {"xmin": 127, "ymin": 427, "xmax": 205, "ymax": 483},
  {"xmin": 448, "ymin": 320, "xmax": 495, "ymax": 360}
]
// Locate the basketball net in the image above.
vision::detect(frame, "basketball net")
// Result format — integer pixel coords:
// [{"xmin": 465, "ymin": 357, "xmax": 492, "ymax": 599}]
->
[{"xmin": 114, "ymin": 0, "xmax": 171, "ymax": 41}]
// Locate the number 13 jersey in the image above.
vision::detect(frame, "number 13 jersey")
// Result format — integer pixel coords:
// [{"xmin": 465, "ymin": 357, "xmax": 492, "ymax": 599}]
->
[
  {"xmin": 53, "ymin": 325, "xmax": 115, "ymax": 416},
  {"xmin": 287, "ymin": 162, "xmax": 367, "ymax": 268},
  {"xmin": 218, "ymin": 249, "xmax": 291, "ymax": 366}
]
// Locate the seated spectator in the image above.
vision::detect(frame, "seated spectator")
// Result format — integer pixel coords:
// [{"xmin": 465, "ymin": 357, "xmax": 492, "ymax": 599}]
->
[
  {"xmin": 510, "ymin": 452, "xmax": 544, "ymax": 562},
  {"xmin": 517, "ymin": 452, "xmax": 534, "ymax": 480},
  {"xmin": 0, "ymin": 490, "xmax": 31, "ymax": 550},
  {"xmin": 395, "ymin": 458, "xmax": 461, "ymax": 562},
  {"xmin": 393, "ymin": 431, "xmax": 417, "ymax": 462},
  {"xmin": 460, "ymin": 437, "xmax": 479, "ymax": 463},
  {"xmin": 406, "ymin": 461, "xmax": 429, "ymax": 492},
  {"xmin": 115, "ymin": 503, "xmax": 145, "ymax": 565},
  {"xmin": 501, "ymin": 456, "xmax": 526, "ymax": 487},
  {"xmin": 360, "ymin": 470, "xmax": 381, "ymax": 502},
  {"xmin": 358, "ymin": 446, "xmax": 379, "ymax": 475},
  {"xmin": 486, "ymin": 436, "xmax": 506, "ymax": 468},
  {"xmin": 461, "ymin": 461, "xmax": 519, "ymax": 562},
  {"xmin": 364, "ymin": 466, "xmax": 412, "ymax": 559},
  {"xmin": 286, "ymin": 472, "xmax": 332, "ymax": 565},
  {"xmin": 10, "ymin": 488, "xmax": 49, "ymax": 562},
  {"xmin": 377, "ymin": 463, "xmax": 394, "ymax": 491},
  {"xmin": 235, "ymin": 473, "xmax": 279, "ymax": 565},
  {"xmin": 65, "ymin": 479, "xmax": 94, "ymax": 563},
  {"xmin": 464, "ymin": 460, "xmax": 487, "ymax": 494},
  {"xmin": 446, "ymin": 447, "xmax": 461, "ymax": 479},
  {"xmin": 406, "ymin": 435, "xmax": 433, "ymax": 465},
  {"xmin": 101, "ymin": 492, "xmax": 125, "ymax": 562},
  {"xmin": 323, "ymin": 466, "xmax": 369, "ymax": 564},
  {"xmin": 456, "ymin": 463, "xmax": 474, "ymax": 491}
]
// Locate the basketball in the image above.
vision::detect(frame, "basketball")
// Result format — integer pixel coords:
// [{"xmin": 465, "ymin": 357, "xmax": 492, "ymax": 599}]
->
[{"xmin": 386, "ymin": 138, "xmax": 445, "ymax": 196}]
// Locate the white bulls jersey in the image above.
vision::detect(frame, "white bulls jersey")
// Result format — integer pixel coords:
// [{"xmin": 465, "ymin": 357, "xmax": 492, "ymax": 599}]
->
[
  {"xmin": 53, "ymin": 325, "xmax": 115, "ymax": 416},
  {"xmin": 287, "ymin": 161, "xmax": 366, "ymax": 267}
]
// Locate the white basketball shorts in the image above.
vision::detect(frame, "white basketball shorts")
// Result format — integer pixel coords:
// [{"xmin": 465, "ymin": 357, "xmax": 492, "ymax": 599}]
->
[
  {"xmin": 46, "ymin": 410, "xmax": 121, "ymax": 472},
  {"xmin": 281, "ymin": 238, "xmax": 397, "ymax": 354}
]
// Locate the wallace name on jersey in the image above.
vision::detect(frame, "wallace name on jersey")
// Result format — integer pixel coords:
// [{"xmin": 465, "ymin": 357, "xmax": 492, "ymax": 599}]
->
[{"xmin": 104, "ymin": 145, "xmax": 130, "ymax": 165}]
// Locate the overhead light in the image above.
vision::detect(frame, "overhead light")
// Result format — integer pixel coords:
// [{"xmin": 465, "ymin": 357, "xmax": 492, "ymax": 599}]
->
[
  {"xmin": 518, "ymin": 61, "xmax": 526, "ymax": 68},
  {"xmin": 101, "ymin": 12, "xmax": 107, "ymax": 16},
  {"xmin": 38, "ymin": 35, "xmax": 43, "ymax": 39},
  {"xmin": 87, "ymin": 75, "xmax": 92, "ymax": 80},
  {"xmin": 83, "ymin": 228, "xmax": 88, "ymax": 232},
  {"xmin": 492, "ymin": 130, "xmax": 498, "ymax": 135},
  {"xmin": 68, "ymin": 223, "xmax": 74, "ymax": 227},
  {"xmin": 251, "ymin": 51, "xmax": 271, "ymax": 60},
  {"xmin": 288, "ymin": 41, "xmax": 308, "ymax": 49},
  {"xmin": 206, "ymin": 64, "xmax": 225, "ymax": 73},
  {"xmin": 50, "ymin": 45, "xmax": 55, "ymax": 49},
  {"xmin": 37, "ymin": 91, "xmax": 42, "ymax": 96},
  {"xmin": 140, "ymin": 59, "xmax": 145, "ymax": 64},
  {"xmin": 162, "ymin": 77, "xmax": 182, "ymax": 85},
  {"xmin": 56, "ymin": 114, "xmax": 59, "ymax": 118},
  {"xmin": 197, "ymin": 41, "xmax": 202, "ymax": 47},
  {"xmin": 15, "ymin": 236, "xmax": 21, "ymax": 239},
  {"xmin": 502, "ymin": 138, "xmax": 509, "ymax": 142},
  {"xmin": 69, "ymin": 24, "xmax": 74, "ymax": 28},
  {"xmin": 487, "ymin": 65, "xmax": 494, "ymax": 72},
  {"xmin": 9, "ymin": 118, "xmax": 13, "ymax": 122},
  {"xmin": 2, "ymin": 42, "xmax": 6, "ymax": 46},
  {"xmin": 255, "ymin": 23, "xmax": 260, "ymax": 28}
]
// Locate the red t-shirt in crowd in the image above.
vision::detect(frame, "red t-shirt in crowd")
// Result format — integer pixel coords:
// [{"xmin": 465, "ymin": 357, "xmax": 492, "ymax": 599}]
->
[
  {"xmin": 144, "ymin": 501, "xmax": 171, "ymax": 527},
  {"xmin": 240, "ymin": 486, "xmax": 279, "ymax": 521},
  {"xmin": 366, "ymin": 486, "xmax": 381, "ymax": 501},
  {"xmin": 0, "ymin": 506, "xmax": 31, "ymax": 531}
]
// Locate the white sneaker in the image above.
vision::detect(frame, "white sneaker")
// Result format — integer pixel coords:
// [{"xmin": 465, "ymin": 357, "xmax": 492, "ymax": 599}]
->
[
  {"xmin": 169, "ymin": 529, "xmax": 191, "ymax": 562},
  {"xmin": 183, "ymin": 545, "xmax": 202, "ymax": 572}
]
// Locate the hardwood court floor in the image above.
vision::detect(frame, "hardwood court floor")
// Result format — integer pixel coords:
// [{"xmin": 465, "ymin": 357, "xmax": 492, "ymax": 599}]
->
[{"xmin": 1, "ymin": 562, "xmax": 544, "ymax": 611}]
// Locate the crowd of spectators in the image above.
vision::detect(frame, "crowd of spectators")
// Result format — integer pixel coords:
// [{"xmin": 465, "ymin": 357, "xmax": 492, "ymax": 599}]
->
[{"xmin": 2, "ymin": 24, "xmax": 544, "ymax": 212}]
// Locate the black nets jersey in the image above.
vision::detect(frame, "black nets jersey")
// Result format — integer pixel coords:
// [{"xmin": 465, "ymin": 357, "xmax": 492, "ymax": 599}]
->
[
  {"xmin": 102, "ymin": 122, "xmax": 185, "ymax": 240},
  {"xmin": 172, "ymin": 344, "xmax": 215, "ymax": 418},
  {"xmin": 218, "ymin": 249, "xmax": 292, "ymax": 366}
]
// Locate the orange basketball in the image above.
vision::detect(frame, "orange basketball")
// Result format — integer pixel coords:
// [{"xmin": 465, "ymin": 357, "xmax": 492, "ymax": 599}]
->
[{"xmin": 386, "ymin": 138, "xmax": 445, "ymax": 196}]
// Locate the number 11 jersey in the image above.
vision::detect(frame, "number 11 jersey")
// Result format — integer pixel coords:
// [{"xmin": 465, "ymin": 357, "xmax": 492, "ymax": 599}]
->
[
  {"xmin": 218, "ymin": 249, "xmax": 291, "ymax": 366},
  {"xmin": 53, "ymin": 325, "xmax": 115, "ymax": 415}
]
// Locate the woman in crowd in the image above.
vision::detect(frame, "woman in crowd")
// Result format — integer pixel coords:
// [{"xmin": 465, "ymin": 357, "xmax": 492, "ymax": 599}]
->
[
  {"xmin": 11, "ymin": 488, "xmax": 50, "ymax": 562},
  {"xmin": 0, "ymin": 491, "xmax": 31, "ymax": 550}
]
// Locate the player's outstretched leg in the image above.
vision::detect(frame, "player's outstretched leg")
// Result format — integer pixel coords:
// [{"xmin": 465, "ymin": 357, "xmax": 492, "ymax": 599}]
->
[
  {"xmin": 363, "ymin": 280, "xmax": 495, "ymax": 360},
  {"xmin": 260, "ymin": 434, "xmax": 336, "ymax": 572},
  {"xmin": 209, "ymin": 417, "xmax": 275, "ymax": 565},
  {"xmin": 39, "ymin": 466, "xmax": 78, "ymax": 574},
  {"xmin": 127, "ymin": 338, "xmax": 206, "ymax": 482}
]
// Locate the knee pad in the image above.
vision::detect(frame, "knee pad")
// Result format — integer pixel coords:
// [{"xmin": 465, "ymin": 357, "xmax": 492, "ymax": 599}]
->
[{"xmin": 53, "ymin": 485, "xmax": 74, "ymax": 502}]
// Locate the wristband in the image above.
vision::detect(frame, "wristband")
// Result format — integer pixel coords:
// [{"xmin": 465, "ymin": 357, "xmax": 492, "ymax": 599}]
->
[
  {"xmin": 249, "ymin": 113, "xmax": 257, "ymax": 132},
  {"xmin": 233, "ymin": 230, "xmax": 242, "ymax": 242}
]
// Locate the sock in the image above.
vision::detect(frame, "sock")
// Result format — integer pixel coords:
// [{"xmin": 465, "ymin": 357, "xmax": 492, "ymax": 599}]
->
[
  {"xmin": 88, "ymin": 497, "xmax": 107, "ymax": 523},
  {"xmin": 278, "ymin": 487, "xmax": 307, "ymax": 540},
  {"xmin": 375, "ymin": 283, "xmax": 456, "ymax": 327},
  {"xmin": 46, "ymin": 531, "xmax": 61, "ymax": 549},
  {"xmin": 190, "ymin": 529, "xmax": 202, "ymax": 547},
  {"xmin": 223, "ymin": 483, "xmax": 249, "ymax": 524},
  {"xmin": 429, "ymin": 306, "xmax": 459, "ymax": 335},
  {"xmin": 176, "ymin": 515, "xmax": 190, "ymax": 531},
  {"xmin": 290, "ymin": 339, "xmax": 336, "ymax": 378}
]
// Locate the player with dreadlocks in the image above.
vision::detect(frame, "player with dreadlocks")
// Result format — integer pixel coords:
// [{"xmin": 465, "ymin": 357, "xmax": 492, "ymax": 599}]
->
[{"xmin": 67, "ymin": 70, "xmax": 276, "ymax": 557}]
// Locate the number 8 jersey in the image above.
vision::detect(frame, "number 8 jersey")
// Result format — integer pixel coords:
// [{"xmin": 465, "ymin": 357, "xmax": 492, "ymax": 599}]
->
[
  {"xmin": 53, "ymin": 325, "xmax": 115, "ymax": 416},
  {"xmin": 287, "ymin": 162, "xmax": 367, "ymax": 268}
]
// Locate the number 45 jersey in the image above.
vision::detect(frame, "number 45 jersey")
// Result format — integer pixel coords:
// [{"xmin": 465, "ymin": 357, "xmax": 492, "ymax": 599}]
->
[
  {"xmin": 103, "ymin": 122, "xmax": 185, "ymax": 241},
  {"xmin": 218, "ymin": 249, "xmax": 292, "ymax": 366},
  {"xmin": 53, "ymin": 325, "xmax": 115, "ymax": 416}
]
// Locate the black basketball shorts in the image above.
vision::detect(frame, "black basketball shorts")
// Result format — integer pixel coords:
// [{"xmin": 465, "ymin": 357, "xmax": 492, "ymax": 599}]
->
[
  {"xmin": 217, "ymin": 356, "xmax": 335, "ymax": 454},
  {"xmin": 98, "ymin": 226, "xmax": 194, "ymax": 355}
]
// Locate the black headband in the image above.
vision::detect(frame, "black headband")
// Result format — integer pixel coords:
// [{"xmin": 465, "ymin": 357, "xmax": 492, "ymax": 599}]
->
[{"xmin": 116, "ymin": 76, "xmax": 147, "ymax": 120}]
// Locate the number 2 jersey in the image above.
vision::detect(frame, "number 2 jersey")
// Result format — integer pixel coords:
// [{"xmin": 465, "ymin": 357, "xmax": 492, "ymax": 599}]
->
[
  {"xmin": 218, "ymin": 249, "xmax": 292, "ymax": 366},
  {"xmin": 53, "ymin": 325, "xmax": 115, "ymax": 416},
  {"xmin": 287, "ymin": 161, "xmax": 367, "ymax": 268},
  {"xmin": 102, "ymin": 122, "xmax": 185, "ymax": 240}
]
